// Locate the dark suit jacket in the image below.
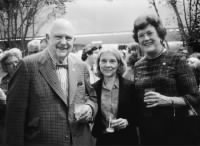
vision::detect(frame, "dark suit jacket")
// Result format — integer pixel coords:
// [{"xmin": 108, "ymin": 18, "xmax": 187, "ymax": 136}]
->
[
  {"xmin": 5, "ymin": 49, "xmax": 97, "ymax": 146},
  {"xmin": 92, "ymin": 76, "xmax": 142, "ymax": 145}
]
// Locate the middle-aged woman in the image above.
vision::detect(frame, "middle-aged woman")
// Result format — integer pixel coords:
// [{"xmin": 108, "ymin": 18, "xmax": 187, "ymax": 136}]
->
[
  {"xmin": 92, "ymin": 47, "xmax": 142, "ymax": 146},
  {"xmin": 133, "ymin": 14, "xmax": 200, "ymax": 145},
  {"xmin": 187, "ymin": 53, "xmax": 200, "ymax": 88}
]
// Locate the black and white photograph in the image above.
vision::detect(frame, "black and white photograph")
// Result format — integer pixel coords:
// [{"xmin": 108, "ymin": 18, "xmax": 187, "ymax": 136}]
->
[{"xmin": 0, "ymin": 0, "xmax": 200, "ymax": 145}]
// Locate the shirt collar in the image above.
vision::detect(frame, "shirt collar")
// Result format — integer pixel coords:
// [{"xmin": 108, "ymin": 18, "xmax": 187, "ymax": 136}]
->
[
  {"xmin": 114, "ymin": 77, "xmax": 119, "ymax": 88},
  {"xmin": 102, "ymin": 77, "xmax": 119, "ymax": 90}
]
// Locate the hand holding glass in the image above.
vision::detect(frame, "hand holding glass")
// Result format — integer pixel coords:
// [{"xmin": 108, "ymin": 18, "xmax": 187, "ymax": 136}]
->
[
  {"xmin": 106, "ymin": 116, "xmax": 115, "ymax": 133},
  {"xmin": 74, "ymin": 103, "xmax": 83, "ymax": 121},
  {"xmin": 144, "ymin": 88, "xmax": 155, "ymax": 93}
]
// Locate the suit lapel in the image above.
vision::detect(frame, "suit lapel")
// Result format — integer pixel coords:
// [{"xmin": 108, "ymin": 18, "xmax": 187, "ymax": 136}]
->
[
  {"xmin": 38, "ymin": 50, "xmax": 68, "ymax": 106},
  {"xmin": 117, "ymin": 76, "xmax": 124, "ymax": 118},
  {"xmin": 68, "ymin": 54, "xmax": 79, "ymax": 105}
]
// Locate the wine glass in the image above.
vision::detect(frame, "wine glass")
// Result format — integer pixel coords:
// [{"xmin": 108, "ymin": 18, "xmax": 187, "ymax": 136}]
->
[
  {"xmin": 106, "ymin": 115, "xmax": 115, "ymax": 133},
  {"xmin": 74, "ymin": 103, "xmax": 83, "ymax": 121}
]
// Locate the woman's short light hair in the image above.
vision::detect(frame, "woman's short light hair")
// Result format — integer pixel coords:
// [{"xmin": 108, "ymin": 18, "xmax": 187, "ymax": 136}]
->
[
  {"xmin": 96, "ymin": 46, "xmax": 126, "ymax": 78},
  {"xmin": 0, "ymin": 48, "xmax": 22, "ymax": 70}
]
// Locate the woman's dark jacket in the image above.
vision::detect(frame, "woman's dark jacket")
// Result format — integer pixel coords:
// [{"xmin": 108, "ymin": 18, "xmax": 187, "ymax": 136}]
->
[{"xmin": 92, "ymin": 76, "xmax": 143, "ymax": 145}]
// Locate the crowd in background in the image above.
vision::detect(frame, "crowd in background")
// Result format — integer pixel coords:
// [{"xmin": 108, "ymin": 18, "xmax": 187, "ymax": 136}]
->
[{"xmin": 0, "ymin": 14, "xmax": 200, "ymax": 145}]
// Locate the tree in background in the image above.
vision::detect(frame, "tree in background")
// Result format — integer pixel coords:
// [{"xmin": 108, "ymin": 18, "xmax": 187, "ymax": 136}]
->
[
  {"xmin": 149, "ymin": 0, "xmax": 200, "ymax": 53},
  {"xmin": 0, "ymin": 0, "xmax": 73, "ymax": 54}
]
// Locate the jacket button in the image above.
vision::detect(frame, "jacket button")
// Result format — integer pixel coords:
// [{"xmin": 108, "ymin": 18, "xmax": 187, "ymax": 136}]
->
[{"xmin": 65, "ymin": 135, "xmax": 69, "ymax": 138}]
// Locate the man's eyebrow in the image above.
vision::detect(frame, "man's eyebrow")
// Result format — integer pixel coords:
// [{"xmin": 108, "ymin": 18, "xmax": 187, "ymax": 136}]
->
[{"xmin": 54, "ymin": 34, "xmax": 73, "ymax": 38}]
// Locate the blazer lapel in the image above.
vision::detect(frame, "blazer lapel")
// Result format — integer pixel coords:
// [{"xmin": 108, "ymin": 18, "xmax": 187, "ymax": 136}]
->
[
  {"xmin": 117, "ymin": 76, "xmax": 124, "ymax": 118},
  {"xmin": 68, "ymin": 54, "xmax": 79, "ymax": 105},
  {"xmin": 38, "ymin": 50, "xmax": 68, "ymax": 106}
]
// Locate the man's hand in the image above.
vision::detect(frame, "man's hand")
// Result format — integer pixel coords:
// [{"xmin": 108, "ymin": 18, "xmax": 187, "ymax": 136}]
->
[{"xmin": 74, "ymin": 104, "xmax": 93, "ymax": 123}]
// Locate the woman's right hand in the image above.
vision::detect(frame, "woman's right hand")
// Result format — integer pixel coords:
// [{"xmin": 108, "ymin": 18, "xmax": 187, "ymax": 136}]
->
[
  {"xmin": 111, "ymin": 118, "xmax": 129, "ymax": 130},
  {"xmin": 144, "ymin": 91, "xmax": 172, "ymax": 107}
]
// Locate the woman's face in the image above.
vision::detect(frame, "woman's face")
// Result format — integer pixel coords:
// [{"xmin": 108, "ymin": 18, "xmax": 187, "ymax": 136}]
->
[
  {"xmin": 137, "ymin": 24, "xmax": 161, "ymax": 54},
  {"xmin": 99, "ymin": 52, "xmax": 119, "ymax": 78},
  {"xmin": 4, "ymin": 55, "xmax": 20, "ymax": 75}
]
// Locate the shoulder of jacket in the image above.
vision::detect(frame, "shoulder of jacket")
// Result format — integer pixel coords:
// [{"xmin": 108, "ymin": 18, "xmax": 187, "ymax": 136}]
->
[{"xmin": 23, "ymin": 51, "xmax": 43, "ymax": 64}]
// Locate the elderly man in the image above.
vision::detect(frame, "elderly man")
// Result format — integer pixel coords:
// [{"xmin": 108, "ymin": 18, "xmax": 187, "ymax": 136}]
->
[{"xmin": 6, "ymin": 19, "xmax": 97, "ymax": 146}]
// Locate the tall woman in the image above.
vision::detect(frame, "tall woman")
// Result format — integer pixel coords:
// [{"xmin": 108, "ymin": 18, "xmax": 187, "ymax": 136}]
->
[
  {"xmin": 92, "ymin": 47, "xmax": 142, "ymax": 145},
  {"xmin": 133, "ymin": 14, "xmax": 200, "ymax": 145}
]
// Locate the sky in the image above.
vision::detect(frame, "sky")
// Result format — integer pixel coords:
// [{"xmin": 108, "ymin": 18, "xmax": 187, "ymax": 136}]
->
[{"xmin": 35, "ymin": 0, "xmax": 177, "ymax": 37}]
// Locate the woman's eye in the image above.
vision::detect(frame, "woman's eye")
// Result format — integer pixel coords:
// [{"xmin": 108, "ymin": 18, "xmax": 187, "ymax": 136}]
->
[
  {"xmin": 110, "ymin": 60, "xmax": 116, "ymax": 63},
  {"xmin": 138, "ymin": 33, "xmax": 144, "ymax": 38},
  {"xmin": 100, "ymin": 60, "xmax": 107, "ymax": 63},
  {"xmin": 147, "ymin": 31, "xmax": 153, "ymax": 36}
]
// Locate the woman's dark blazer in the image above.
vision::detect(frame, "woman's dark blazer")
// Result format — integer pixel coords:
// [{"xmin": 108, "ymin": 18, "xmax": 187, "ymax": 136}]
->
[{"xmin": 92, "ymin": 76, "xmax": 143, "ymax": 144}]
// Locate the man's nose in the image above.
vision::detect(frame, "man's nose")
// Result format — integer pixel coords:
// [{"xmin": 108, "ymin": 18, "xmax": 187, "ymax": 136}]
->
[
  {"xmin": 60, "ymin": 37, "xmax": 67, "ymax": 44},
  {"xmin": 13, "ymin": 62, "xmax": 18, "ymax": 67}
]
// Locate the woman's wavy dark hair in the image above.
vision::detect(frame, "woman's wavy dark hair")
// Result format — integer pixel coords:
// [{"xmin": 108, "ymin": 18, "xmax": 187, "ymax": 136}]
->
[{"xmin": 133, "ymin": 14, "xmax": 167, "ymax": 43}]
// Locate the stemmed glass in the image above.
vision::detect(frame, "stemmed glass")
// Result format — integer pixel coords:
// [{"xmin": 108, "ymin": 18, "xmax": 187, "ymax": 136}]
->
[
  {"xmin": 74, "ymin": 103, "xmax": 83, "ymax": 121},
  {"xmin": 106, "ymin": 114, "xmax": 115, "ymax": 133}
]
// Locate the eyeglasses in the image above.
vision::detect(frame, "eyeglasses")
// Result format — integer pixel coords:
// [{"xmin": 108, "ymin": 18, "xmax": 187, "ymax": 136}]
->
[
  {"xmin": 29, "ymin": 50, "xmax": 39, "ymax": 55},
  {"xmin": 5, "ymin": 60, "xmax": 19, "ymax": 66}
]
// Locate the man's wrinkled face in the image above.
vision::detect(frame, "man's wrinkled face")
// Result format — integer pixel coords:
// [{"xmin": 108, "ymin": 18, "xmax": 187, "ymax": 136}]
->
[{"xmin": 49, "ymin": 20, "xmax": 75, "ymax": 62}]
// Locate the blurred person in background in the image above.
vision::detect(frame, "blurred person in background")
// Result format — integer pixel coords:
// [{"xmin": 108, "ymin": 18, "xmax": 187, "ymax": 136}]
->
[
  {"xmin": 0, "ymin": 87, "xmax": 6, "ymax": 144},
  {"xmin": 0, "ymin": 49, "xmax": 4, "ymax": 80},
  {"xmin": 92, "ymin": 47, "xmax": 142, "ymax": 146},
  {"xmin": 27, "ymin": 39, "xmax": 41, "ymax": 55},
  {"xmin": 133, "ymin": 14, "xmax": 200, "ymax": 145},
  {"xmin": 190, "ymin": 52, "xmax": 200, "ymax": 59},
  {"xmin": 124, "ymin": 43, "xmax": 142, "ymax": 81},
  {"xmin": 0, "ymin": 49, "xmax": 3, "ymax": 54},
  {"xmin": 0, "ymin": 48, "xmax": 22, "ymax": 93},
  {"xmin": 81, "ymin": 44, "xmax": 100, "ymax": 84},
  {"xmin": 0, "ymin": 48, "xmax": 22, "ymax": 144},
  {"xmin": 118, "ymin": 45, "xmax": 127, "ymax": 61},
  {"xmin": 40, "ymin": 38, "xmax": 48, "ymax": 51},
  {"xmin": 187, "ymin": 53, "xmax": 200, "ymax": 89}
]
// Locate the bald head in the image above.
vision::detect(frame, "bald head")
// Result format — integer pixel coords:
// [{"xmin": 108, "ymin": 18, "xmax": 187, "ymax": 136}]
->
[
  {"xmin": 48, "ymin": 19, "xmax": 76, "ymax": 63},
  {"xmin": 50, "ymin": 18, "xmax": 75, "ymax": 37}
]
